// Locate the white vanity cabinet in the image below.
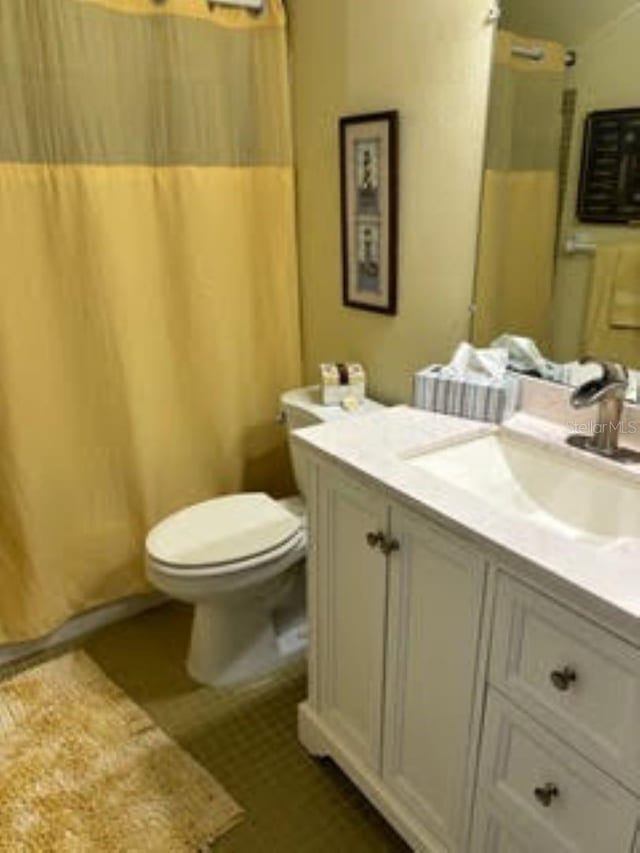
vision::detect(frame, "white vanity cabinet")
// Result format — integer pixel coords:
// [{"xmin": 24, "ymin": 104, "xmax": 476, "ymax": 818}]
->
[
  {"xmin": 297, "ymin": 444, "xmax": 640, "ymax": 852},
  {"xmin": 299, "ymin": 461, "xmax": 487, "ymax": 851}
]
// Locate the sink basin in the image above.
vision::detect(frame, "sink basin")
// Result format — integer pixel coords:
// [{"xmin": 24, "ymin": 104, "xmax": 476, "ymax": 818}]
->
[{"xmin": 406, "ymin": 432, "xmax": 640, "ymax": 542}]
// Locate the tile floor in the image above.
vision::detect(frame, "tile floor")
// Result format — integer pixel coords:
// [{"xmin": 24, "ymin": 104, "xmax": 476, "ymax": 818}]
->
[{"xmin": 2, "ymin": 603, "xmax": 410, "ymax": 852}]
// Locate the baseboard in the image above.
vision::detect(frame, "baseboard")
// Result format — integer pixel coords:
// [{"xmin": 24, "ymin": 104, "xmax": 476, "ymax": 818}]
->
[
  {"xmin": 297, "ymin": 701, "xmax": 446, "ymax": 853},
  {"xmin": 0, "ymin": 592, "xmax": 166, "ymax": 667}
]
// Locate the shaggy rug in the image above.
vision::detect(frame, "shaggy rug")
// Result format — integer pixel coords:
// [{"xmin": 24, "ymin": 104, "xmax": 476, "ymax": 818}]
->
[{"xmin": 0, "ymin": 651, "xmax": 243, "ymax": 851}]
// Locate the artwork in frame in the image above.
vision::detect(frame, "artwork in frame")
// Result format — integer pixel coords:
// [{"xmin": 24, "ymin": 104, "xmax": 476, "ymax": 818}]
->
[{"xmin": 340, "ymin": 111, "xmax": 399, "ymax": 315}]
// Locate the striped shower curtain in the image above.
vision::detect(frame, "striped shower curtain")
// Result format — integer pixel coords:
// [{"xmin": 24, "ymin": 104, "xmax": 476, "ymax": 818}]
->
[{"xmin": 0, "ymin": 0, "xmax": 301, "ymax": 641}]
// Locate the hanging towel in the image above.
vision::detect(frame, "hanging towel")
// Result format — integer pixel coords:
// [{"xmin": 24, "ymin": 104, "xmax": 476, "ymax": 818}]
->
[
  {"xmin": 609, "ymin": 246, "xmax": 640, "ymax": 329},
  {"xmin": 583, "ymin": 246, "xmax": 640, "ymax": 365}
]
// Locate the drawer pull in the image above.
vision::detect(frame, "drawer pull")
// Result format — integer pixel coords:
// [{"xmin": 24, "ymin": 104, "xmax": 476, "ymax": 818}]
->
[
  {"xmin": 366, "ymin": 531, "xmax": 385, "ymax": 550},
  {"xmin": 550, "ymin": 667, "xmax": 578, "ymax": 692},
  {"xmin": 534, "ymin": 783, "xmax": 559, "ymax": 808}
]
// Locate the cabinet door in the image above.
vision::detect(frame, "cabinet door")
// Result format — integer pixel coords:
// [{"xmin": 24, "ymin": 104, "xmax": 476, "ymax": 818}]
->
[
  {"xmin": 383, "ymin": 506, "xmax": 486, "ymax": 850},
  {"xmin": 316, "ymin": 466, "xmax": 389, "ymax": 771}
]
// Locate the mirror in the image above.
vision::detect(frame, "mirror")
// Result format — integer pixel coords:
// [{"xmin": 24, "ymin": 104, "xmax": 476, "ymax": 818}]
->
[{"xmin": 472, "ymin": 0, "xmax": 640, "ymax": 393}]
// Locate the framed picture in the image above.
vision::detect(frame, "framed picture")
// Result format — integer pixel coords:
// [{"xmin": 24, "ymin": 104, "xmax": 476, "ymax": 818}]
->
[{"xmin": 340, "ymin": 110, "xmax": 399, "ymax": 315}]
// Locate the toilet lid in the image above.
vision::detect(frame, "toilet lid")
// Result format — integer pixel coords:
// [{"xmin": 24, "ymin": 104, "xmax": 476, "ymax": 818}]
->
[{"xmin": 146, "ymin": 493, "xmax": 302, "ymax": 567}]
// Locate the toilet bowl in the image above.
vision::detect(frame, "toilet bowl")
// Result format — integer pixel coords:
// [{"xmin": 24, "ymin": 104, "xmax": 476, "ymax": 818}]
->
[{"xmin": 145, "ymin": 386, "xmax": 384, "ymax": 687}]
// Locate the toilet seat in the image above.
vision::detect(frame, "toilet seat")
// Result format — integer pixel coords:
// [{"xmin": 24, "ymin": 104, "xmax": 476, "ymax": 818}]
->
[{"xmin": 146, "ymin": 493, "xmax": 304, "ymax": 575}]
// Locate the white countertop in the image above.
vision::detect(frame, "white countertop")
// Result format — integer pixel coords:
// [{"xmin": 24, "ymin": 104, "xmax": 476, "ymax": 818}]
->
[{"xmin": 293, "ymin": 405, "xmax": 640, "ymax": 634}]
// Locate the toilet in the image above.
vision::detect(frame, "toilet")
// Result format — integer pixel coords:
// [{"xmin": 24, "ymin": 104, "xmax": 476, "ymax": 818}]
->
[{"xmin": 145, "ymin": 386, "xmax": 384, "ymax": 687}]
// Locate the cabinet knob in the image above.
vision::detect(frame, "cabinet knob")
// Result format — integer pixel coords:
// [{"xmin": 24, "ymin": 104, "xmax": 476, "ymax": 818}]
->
[
  {"xmin": 380, "ymin": 537, "xmax": 400, "ymax": 556},
  {"xmin": 366, "ymin": 531, "xmax": 385, "ymax": 550},
  {"xmin": 365, "ymin": 532, "xmax": 400, "ymax": 555},
  {"xmin": 550, "ymin": 666, "xmax": 577, "ymax": 692},
  {"xmin": 534, "ymin": 783, "xmax": 559, "ymax": 808}
]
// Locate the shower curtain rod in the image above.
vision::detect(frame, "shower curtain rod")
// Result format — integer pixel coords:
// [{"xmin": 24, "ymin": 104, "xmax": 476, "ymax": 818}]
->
[{"xmin": 511, "ymin": 45, "xmax": 576, "ymax": 67}]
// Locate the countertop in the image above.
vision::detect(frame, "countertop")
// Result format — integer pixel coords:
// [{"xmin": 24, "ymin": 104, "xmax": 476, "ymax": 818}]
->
[{"xmin": 293, "ymin": 405, "xmax": 640, "ymax": 637}]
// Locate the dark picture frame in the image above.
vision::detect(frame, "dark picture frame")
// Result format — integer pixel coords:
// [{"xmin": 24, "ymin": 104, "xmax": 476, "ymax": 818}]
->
[
  {"xmin": 577, "ymin": 107, "xmax": 640, "ymax": 224},
  {"xmin": 340, "ymin": 111, "xmax": 399, "ymax": 315}
]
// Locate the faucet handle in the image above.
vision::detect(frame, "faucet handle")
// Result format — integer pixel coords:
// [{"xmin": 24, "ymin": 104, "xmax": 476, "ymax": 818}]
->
[
  {"xmin": 570, "ymin": 356, "xmax": 628, "ymax": 409},
  {"xmin": 578, "ymin": 356, "xmax": 628, "ymax": 385}
]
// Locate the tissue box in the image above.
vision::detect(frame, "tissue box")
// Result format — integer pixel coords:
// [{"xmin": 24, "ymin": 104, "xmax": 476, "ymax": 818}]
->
[
  {"xmin": 413, "ymin": 365, "xmax": 520, "ymax": 424},
  {"xmin": 320, "ymin": 363, "xmax": 366, "ymax": 405}
]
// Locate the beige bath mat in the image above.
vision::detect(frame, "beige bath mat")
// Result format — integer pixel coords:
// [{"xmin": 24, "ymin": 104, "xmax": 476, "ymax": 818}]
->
[{"xmin": 0, "ymin": 651, "xmax": 243, "ymax": 851}]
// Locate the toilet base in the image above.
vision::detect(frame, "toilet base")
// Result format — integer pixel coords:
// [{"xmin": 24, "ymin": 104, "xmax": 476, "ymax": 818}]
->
[{"xmin": 187, "ymin": 569, "xmax": 307, "ymax": 688}]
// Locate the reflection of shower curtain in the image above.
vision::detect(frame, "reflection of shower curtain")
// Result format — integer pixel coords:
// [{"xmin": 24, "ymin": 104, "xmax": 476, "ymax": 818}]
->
[
  {"xmin": 473, "ymin": 31, "xmax": 565, "ymax": 349},
  {"xmin": 0, "ymin": 0, "xmax": 301, "ymax": 642}
]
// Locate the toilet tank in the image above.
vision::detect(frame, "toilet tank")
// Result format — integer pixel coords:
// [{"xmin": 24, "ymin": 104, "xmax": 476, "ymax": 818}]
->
[{"xmin": 280, "ymin": 386, "xmax": 385, "ymax": 500}]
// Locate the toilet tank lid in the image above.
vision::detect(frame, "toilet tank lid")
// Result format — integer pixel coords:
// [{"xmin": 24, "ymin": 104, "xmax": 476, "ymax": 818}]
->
[
  {"xmin": 146, "ymin": 493, "xmax": 302, "ymax": 567},
  {"xmin": 280, "ymin": 385, "xmax": 385, "ymax": 423}
]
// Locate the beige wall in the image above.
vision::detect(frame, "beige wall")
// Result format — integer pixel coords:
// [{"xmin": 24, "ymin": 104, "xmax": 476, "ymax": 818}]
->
[{"xmin": 288, "ymin": 0, "xmax": 495, "ymax": 403}]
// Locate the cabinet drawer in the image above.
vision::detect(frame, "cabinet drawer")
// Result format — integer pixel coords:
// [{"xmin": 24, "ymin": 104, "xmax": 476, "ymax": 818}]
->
[
  {"xmin": 490, "ymin": 574, "xmax": 640, "ymax": 792},
  {"xmin": 477, "ymin": 691, "xmax": 639, "ymax": 853},
  {"xmin": 471, "ymin": 795, "xmax": 546, "ymax": 853}
]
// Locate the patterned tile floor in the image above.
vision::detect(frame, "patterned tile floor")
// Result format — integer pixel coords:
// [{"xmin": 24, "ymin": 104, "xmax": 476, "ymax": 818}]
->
[{"xmin": 3, "ymin": 603, "xmax": 410, "ymax": 852}]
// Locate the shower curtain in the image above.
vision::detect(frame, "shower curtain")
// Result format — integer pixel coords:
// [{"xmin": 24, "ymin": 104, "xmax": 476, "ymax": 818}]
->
[
  {"xmin": 473, "ymin": 31, "xmax": 565, "ymax": 350},
  {"xmin": 0, "ymin": 0, "xmax": 301, "ymax": 642}
]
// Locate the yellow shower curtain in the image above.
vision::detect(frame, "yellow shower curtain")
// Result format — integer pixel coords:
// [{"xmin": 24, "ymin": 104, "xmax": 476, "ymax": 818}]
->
[
  {"xmin": 0, "ymin": 0, "xmax": 301, "ymax": 642},
  {"xmin": 473, "ymin": 31, "xmax": 565, "ymax": 350}
]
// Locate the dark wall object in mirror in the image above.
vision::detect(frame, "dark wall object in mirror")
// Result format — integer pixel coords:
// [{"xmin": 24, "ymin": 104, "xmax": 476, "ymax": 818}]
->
[{"xmin": 577, "ymin": 108, "xmax": 640, "ymax": 224}]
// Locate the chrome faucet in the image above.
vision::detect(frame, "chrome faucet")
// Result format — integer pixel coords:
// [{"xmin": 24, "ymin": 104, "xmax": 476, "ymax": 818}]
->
[{"xmin": 567, "ymin": 356, "xmax": 639, "ymax": 463}]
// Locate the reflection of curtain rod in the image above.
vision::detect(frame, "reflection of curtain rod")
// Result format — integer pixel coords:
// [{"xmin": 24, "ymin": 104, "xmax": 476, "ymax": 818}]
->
[
  {"xmin": 205, "ymin": 0, "xmax": 264, "ymax": 12},
  {"xmin": 511, "ymin": 45, "xmax": 577, "ymax": 67},
  {"xmin": 149, "ymin": 0, "xmax": 264, "ymax": 10},
  {"xmin": 205, "ymin": 0, "xmax": 263, "ymax": 9},
  {"xmin": 152, "ymin": 0, "xmax": 264, "ymax": 8}
]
